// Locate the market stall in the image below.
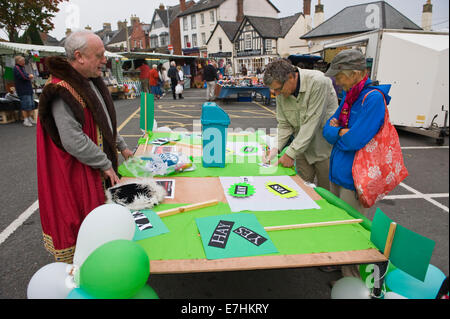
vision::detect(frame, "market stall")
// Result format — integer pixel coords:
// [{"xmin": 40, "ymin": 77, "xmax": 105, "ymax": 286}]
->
[
  {"xmin": 118, "ymin": 51, "xmax": 208, "ymax": 94},
  {"xmin": 215, "ymin": 76, "xmax": 271, "ymax": 104},
  {"xmin": 0, "ymin": 42, "xmax": 124, "ymax": 122}
]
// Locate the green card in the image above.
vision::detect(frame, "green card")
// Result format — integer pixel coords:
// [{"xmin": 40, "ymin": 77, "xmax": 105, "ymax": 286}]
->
[
  {"xmin": 132, "ymin": 210, "xmax": 169, "ymax": 241},
  {"xmin": 140, "ymin": 93, "xmax": 154, "ymax": 132},
  {"xmin": 196, "ymin": 213, "xmax": 278, "ymax": 260},
  {"xmin": 371, "ymin": 208, "xmax": 435, "ymax": 281}
]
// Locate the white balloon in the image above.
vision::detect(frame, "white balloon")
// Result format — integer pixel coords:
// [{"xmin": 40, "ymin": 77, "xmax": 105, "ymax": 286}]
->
[
  {"xmin": 27, "ymin": 262, "xmax": 73, "ymax": 299},
  {"xmin": 384, "ymin": 292, "xmax": 408, "ymax": 299},
  {"xmin": 331, "ymin": 277, "xmax": 371, "ymax": 299},
  {"xmin": 73, "ymin": 204, "xmax": 136, "ymax": 267}
]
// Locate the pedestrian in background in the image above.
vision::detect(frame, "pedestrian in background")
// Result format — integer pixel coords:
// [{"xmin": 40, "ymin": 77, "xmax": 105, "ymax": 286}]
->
[
  {"xmin": 168, "ymin": 61, "xmax": 181, "ymax": 100},
  {"xmin": 241, "ymin": 64, "xmax": 248, "ymax": 76},
  {"xmin": 204, "ymin": 60, "xmax": 219, "ymax": 101},
  {"xmin": 36, "ymin": 30, "xmax": 133, "ymax": 263},
  {"xmin": 149, "ymin": 64, "xmax": 162, "ymax": 99},
  {"xmin": 136, "ymin": 60, "xmax": 150, "ymax": 94},
  {"xmin": 176, "ymin": 65, "xmax": 184, "ymax": 99},
  {"xmin": 13, "ymin": 55, "xmax": 36, "ymax": 127}
]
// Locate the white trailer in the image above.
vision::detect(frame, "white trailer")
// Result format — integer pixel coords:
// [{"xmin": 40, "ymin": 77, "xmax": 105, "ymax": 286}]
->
[{"xmin": 323, "ymin": 29, "xmax": 449, "ymax": 144}]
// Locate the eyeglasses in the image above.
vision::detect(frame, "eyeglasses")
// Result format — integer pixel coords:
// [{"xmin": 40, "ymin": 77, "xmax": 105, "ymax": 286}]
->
[{"xmin": 270, "ymin": 81, "xmax": 286, "ymax": 94}]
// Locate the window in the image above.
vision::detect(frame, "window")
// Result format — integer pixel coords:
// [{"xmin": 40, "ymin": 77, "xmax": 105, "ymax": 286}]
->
[
  {"xmin": 219, "ymin": 38, "xmax": 222, "ymax": 51},
  {"xmin": 160, "ymin": 34, "xmax": 167, "ymax": 47},
  {"xmin": 201, "ymin": 32, "xmax": 206, "ymax": 45},
  {"xmin": 184, "ymin": 35, "xmax": 189, "ymax": 48},
  {"xmin": 150, "ymin": 36, "xmax": 158, "ymax": 48},
  {"xmin": 191, "ymin": 15, "xmax": 196, "ymax": 29},
  {"xmin": 265, "ymin": 39, "xmax": 272, "ymax": 54},
  {"xmin": 245, "ymin": 33, "xmax": 252, "ymax": 50},
  {"xmin": 153, "ymin": 19, "xmax": 163, "ymax": 29},
  {"xmin": 200, "ymin": 13, "xmax": 205, "ymax": 25},
  {"xmin": 192, "ymin": 33, "xmax": 198, "ymax": 47},
  {"xmin": 183, "ymin": 17, "xmax": 188, "ymax": 31},
  {"xmin": 210, "ymin": 10, "xmax": 215, "ymax": 23},
  {"xmin": 139, "ymin": 40, "xmax": 143, "ymax": 49},
  {"xmin": 235, "ymin": 41, "xmax": 240, "ymax": 51}
]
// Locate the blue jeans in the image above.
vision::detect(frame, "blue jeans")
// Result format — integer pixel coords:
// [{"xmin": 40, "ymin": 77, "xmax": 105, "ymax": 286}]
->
[{"xmin": 19, "ymin": 95, "xmax": 34, "ymax": 111}]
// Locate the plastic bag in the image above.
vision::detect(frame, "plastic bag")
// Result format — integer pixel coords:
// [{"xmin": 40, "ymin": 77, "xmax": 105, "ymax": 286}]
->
[
  {"xmin": 175, "ymin": 83, "xmax": 183, "ymax": 94},
  {"xmin": 123, "ymin": 152, "xmax": 194, "ymax": 177}
]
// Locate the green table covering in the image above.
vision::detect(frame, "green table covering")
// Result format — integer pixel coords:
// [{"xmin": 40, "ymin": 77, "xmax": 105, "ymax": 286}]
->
[{"xmin": 135, "ymin": 200, "xmax": 376, "ymax": 261}]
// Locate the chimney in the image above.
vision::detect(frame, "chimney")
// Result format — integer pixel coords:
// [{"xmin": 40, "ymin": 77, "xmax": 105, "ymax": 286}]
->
[
  {"xmin": 103, "ymin": 23, "xmax": 112, "ymax": 32},
  {"xmin": 303, "ymin": 0, "xmax": 311, "ymax": 16},
  {"xmin": 117, "ymin": 20, "xmax": 127, "ymax": 30},
  {"xmin": 65, "ymin": 28, "xmax": 72, "ymax": 37},
  {"xmin": 180, "ymin": 0, "xmax": 186, "ymax": 12},
  {"xmin": 130, "ymin": 15, "xmax": 140, "ymax": 26},
  {"xmin": 236, "ymin": 0, "xmax": 244, "ymax": 22},
  {"xmin": 314, "ymin": 0, "xmax": 324, "ymax": 27},
  {"xmin": 421, "ymin": 0, "xmax": 432, "ymax": 31},
  {"xmin": 303, "ymin": 0, "xmax": 312, "ymax": 31}
]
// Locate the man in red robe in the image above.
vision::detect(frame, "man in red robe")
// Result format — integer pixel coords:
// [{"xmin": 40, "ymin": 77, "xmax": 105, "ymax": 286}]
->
[{"xmin": 36, "ymin": 31, "xmax": 133, "ymax": 263}]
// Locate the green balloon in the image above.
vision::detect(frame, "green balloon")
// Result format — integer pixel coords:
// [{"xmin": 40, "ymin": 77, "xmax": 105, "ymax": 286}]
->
[
  {"xmin": 132, "ymin": 285, "xmax": 159, "ymax": 299},
  {"xmin": 79, "ymin": 239, "xmax": 150, "ymax": 299}
]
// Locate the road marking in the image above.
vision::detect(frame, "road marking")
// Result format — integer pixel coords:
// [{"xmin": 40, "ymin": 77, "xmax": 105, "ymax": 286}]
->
[
  {"xmin": 395, "ymin": 183, "xmax": 449, "ymax": 213},
  {"xmin": 252, "ymin": 101, "xmax": 276, "ymax": 116},
  {"xmin": 401, "ymin": 146, "xmax": 449, "ymax": 150},
  {"xmin": 0, "ymin": 107, "xmax": 139, "ymax": 247},
  {"xmin": 159, "ymin": 110, "xmax": 194, "ymax": 118},
  {"xmin": 385, "ymin": 193, "xmax": 449, "ymax": 199},
  {"xmin": 117, "ymin": 107, "xmax": 140, "ymax": 131},
  {"xmin": 0, "ymin": 200, "xmax": 39, "ymax": 245}
]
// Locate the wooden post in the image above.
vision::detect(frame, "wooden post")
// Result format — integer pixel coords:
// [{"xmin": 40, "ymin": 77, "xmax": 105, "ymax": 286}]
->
[{"xmin": 383, "ymin": 222, "xmax": 397, "ymax": 258}]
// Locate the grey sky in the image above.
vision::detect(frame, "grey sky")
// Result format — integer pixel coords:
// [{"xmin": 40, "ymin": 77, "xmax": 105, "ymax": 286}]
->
[{"xmin": 6, "ymin": 0, "xmax": 449, "ymax": 41}]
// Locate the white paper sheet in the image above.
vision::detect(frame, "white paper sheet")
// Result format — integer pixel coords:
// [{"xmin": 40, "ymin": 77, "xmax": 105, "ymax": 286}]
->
[{"xmin": 220, "ymin": 176, "xmax": 320, "ymax": 212}]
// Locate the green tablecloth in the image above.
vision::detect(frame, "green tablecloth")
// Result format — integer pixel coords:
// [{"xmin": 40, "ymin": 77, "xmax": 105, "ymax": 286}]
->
[{"xmin": 136, "ymin": 200, "xmax": 376, "ymax": 261}]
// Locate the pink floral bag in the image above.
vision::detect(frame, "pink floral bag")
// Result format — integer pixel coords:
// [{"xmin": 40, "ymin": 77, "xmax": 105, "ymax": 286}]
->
[{"xmin": 352, "ymin": 89, "xmax": 409, "ymax": 208}]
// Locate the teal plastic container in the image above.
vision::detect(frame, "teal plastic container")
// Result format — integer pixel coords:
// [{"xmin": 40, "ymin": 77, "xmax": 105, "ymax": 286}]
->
[{"xmin": 201, "ymin": 102, "xmax": 230, "ymax": 168}]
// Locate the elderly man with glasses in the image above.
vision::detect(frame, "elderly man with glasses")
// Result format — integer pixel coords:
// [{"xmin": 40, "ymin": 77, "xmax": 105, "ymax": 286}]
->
[{"xmin": 263, "ymin": 58, "xmax": 338, "ymax": 190}]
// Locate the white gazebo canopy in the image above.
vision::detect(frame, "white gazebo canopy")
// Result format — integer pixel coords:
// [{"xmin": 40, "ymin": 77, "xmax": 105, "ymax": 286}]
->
[{"xmin": 0, "ymin": 41, "xmax": 123, "ymax": 58}]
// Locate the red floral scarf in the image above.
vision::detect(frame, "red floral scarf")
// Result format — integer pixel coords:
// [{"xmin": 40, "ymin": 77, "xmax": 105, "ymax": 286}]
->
[{"xmin": 338, "ymin": 74, "xmax": 369, "ymax": 128}]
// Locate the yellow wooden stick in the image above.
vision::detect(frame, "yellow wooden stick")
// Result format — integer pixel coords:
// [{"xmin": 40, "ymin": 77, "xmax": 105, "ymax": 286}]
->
[
  {"xmin": 264, "ymin": 219, "xmax": 363, "ymax": 232},
  {"xmin": 157, "ymin": 200, "xmax": 219, "ymax": 218},
  {"xmin": 142, "ymin": 135, "xmax": 150, "ymax": 153},
  {"xmin": 383, "ymin": 222, "xmax": 397, "ymax": 258},
  {"xmin": 170, "ymin": 141, "xmax": 203, "ymax": 149}
]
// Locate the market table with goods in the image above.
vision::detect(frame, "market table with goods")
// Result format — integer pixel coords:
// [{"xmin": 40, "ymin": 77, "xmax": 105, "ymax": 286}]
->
[
  {"xmin": 30, "ymin": 101, "xmax": 442, "ymax": 300},
  {"xmin": 112, "ymin": 102, "xmax": 396, "ymax": 298}
]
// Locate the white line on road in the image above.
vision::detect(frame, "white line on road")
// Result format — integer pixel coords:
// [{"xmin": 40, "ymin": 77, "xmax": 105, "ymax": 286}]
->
[
  {"xmin": 397, "ymin": 183, "xmax": 449, "ymax": 213},
  {"xmin": 0, "ymin": 200, "xmax": 39, "ymax": 246},
  {"xmin": 401, "ymin": 146, "xmax": 449, "ymax": 150}
]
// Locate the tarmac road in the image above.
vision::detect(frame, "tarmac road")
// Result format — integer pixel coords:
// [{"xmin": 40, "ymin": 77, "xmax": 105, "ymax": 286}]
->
[{"xmin": 0, "ymin": 88, "xmax": 448, "ymax": 299}]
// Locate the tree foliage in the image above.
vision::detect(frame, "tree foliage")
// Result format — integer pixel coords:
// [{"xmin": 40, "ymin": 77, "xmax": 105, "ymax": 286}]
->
[{"xmin": 0, "ymin": 0, "xmax": 67, "ymax": 42}]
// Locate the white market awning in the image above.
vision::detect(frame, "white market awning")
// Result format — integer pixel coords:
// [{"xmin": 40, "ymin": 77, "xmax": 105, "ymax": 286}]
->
[{"xmin": 0, "ymin": 41, "xmax": 123, "ymax": 59}]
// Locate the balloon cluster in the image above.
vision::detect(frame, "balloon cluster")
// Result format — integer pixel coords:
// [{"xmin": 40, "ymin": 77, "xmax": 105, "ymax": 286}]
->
[
  {"xmin": 27, "ymin": 204, "xmax": 158, "ymax": 299},
  {"xmin": 331, "ymin": 263, "xmax": 446, "ymax": 299}
]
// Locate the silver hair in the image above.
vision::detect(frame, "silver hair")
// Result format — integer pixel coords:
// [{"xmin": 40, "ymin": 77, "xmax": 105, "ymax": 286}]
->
[
  {"xmin": 263, "ymin": 58, "xmax": 296, "ymax": 86},
  {"xmin": 14, "ymin": 55, "xmax": 25, "ymax": 64},
  {"xmin": 64, "ymin": 30, "xmax": 97, "ymax": 61}
]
